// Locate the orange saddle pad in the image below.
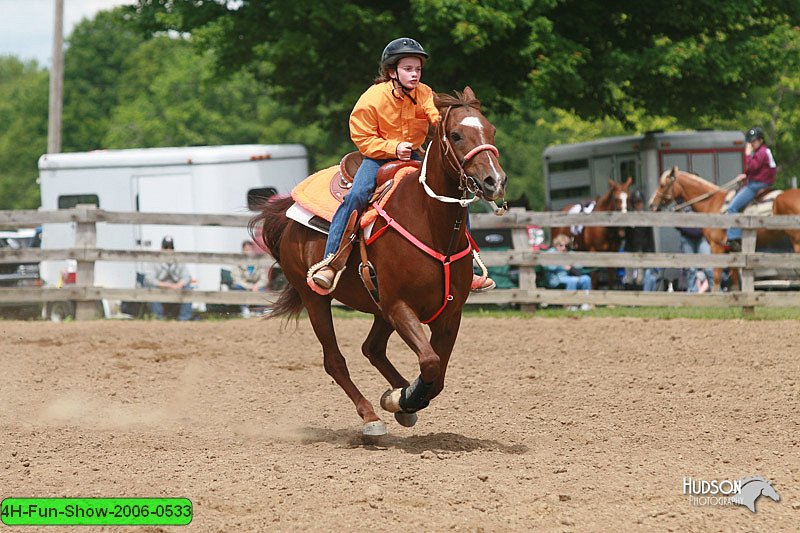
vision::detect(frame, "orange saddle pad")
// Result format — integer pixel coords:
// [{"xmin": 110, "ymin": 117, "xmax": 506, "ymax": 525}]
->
[{"xmin": 291, "ymin": 164, "xmax": 418, "ymax": 228}]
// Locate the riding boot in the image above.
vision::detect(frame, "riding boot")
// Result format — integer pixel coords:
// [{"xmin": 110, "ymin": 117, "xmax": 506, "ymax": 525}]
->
[
  {"xmin": 471, "ymin": 274, "xmax": 496, "ymax": 292},
  {"xmin": 311, "ymin": 210, "xmax": 359, "ymax": 290}
]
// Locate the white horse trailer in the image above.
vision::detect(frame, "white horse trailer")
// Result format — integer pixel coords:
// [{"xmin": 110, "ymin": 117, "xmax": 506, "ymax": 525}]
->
[
  {"xmin": 543, "ymin": 130, "xmax": 746, "ymax": 252},
  {"xmin": 38, "ymin": 144, "xmax": 308, "ymax": 317}
]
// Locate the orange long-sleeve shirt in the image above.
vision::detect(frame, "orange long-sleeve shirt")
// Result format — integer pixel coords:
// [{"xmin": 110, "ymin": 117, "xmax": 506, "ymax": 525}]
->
[{"xmin": 349, "ymin": 81, "xmax": 440, "ymax": 160}]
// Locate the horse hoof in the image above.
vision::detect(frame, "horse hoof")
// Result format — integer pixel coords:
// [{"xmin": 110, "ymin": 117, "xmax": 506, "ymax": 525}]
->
[
  {"xmin": 362, "ymin": 420, "xmax": 387, "ymax": 436},
  {"xmin": 394, "ymin": 411, "xmax": 418, "ymax": 427},
  {"xmin": 380, "ymin": 389, "xmax": 402, "ymax": 413}
]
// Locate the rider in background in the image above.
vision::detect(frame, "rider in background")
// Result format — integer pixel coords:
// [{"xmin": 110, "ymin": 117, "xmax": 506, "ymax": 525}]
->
[
  {"xmin": 725, "ymin": 126, "xmax": 777, "ymax": 252},
  {"xmin": 312, "ymin": 37, "xmax": 495, "ymax": 293}
]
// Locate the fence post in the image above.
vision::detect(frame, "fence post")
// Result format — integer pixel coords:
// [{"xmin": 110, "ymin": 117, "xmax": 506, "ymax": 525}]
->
[
  {"xmin": 740, "ymin": 227, "xmax": 757, "ymax": 316},
  {"xmin": 511, "ymin": 226, "xmax": 537, "ymax": 312},
  {"xmin": 74, "ymin": 204, "xmax": 98, "ymax": 320}
]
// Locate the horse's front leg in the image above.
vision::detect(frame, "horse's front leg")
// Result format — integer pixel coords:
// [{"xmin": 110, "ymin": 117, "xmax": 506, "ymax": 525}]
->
[
  {"xmin": 424, "ymin": 313, "xmax": 463, "ymax": 401},
  {"xmin": 379, "ymin": 302, "xmax": 441, "ymax": 419}
]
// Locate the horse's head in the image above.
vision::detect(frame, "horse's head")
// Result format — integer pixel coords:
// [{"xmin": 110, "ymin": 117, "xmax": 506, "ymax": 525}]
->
[
  {"xmin": 434, "ymin": 87, "xmax": 507, "ymax": 202},
  {"xmin": 608, "ymin": 177, "xmax": 632, "ymax": 213},
  {"xmin": 649, "ymin": 166, "xmax": 679, "ymax": 211}
]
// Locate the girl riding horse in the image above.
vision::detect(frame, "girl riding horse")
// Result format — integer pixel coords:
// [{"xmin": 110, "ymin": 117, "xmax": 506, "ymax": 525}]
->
[{"xmin": 311, "ymin": 37, "xmax": 495, "ymax": 293}]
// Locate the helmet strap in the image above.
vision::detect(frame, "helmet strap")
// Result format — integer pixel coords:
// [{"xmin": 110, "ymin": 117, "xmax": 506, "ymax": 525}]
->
[{"xmin": 391, "ymin": 78, "xmax": 417, "ymax": 104}]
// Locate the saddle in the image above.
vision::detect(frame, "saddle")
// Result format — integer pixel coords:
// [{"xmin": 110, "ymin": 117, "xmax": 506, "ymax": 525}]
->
[
  {"xmin": 293, "ymin": 153, "xmax": 421, "ymax": 299},
  {"xmin": 291, "ymin": 152, "xmax": 421, "ymax": 228},
  {"xmin": 722, "ymin": 188, "xmax": 782, "ymax": 216}
]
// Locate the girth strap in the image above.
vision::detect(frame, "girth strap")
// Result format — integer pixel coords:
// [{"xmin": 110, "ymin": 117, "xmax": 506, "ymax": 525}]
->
[{"xmin": 366, "ymin": 202, "xmax": 473, "ymax": 323}]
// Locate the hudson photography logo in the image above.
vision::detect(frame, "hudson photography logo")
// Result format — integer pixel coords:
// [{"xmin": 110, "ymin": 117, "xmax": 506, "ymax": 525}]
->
[{"xmin": 682, "ymin": 476, "xmax": 780, "ymax": 512}]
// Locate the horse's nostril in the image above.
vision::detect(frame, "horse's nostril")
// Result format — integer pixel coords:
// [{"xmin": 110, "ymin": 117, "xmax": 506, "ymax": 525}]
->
[{"xmin": 484, "ymin": 176, "xmax": 496, "ymax": 190}]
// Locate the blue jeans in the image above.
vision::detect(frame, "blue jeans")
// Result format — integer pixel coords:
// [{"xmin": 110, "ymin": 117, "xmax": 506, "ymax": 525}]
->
[
  {"xmin": 726, "ymin": 181, "xmax": 770, "ymax": 241},
  {"xmin": 324, "ymin": 153, "xmax": 432, "ymax": 257},
  {"xmin": 556, "ymin": 272, "xmax": 591, "ymax": 291},
  {"xmin": 149, "ymin": 283, "xmax": 193, "ymax": 321},
  {"xmin": 680, "ymin": 234, "xmax": 714, "ymax": 293},
  {"xmin": 643, "ymin": 268, "xmax": 659, "ymax": 292}
]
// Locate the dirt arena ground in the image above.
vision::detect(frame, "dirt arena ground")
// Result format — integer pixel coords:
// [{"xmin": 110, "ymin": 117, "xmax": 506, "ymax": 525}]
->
[{"xmin": 1, "ymin": 316, "xmax": 798, "ymax": 531}]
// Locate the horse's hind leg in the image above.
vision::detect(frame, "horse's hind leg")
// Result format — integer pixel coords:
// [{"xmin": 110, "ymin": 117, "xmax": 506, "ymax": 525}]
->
[
  {"xmin": 362, "ymin": 316, "xmax": 421, "ymax": 427},
  {"xmin": 362, "ymin": 317, "xmax": 407, "ymax": 389},
  {"xmin": 303, "ymin": 296, "xmax": 386, "ymax": 435}
]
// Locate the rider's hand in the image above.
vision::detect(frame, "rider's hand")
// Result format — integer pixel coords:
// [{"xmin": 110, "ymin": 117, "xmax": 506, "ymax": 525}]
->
[
  {"xmin": 745, "ymin": 142, "xmax": 753, "ymax": 156},
  {"xmin": 396, "ymin": 142, "xmax": 413, "ymax": 161}
]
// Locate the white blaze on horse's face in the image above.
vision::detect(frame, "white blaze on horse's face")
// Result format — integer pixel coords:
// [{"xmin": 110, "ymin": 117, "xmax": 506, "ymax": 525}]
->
[
  {"xmin": 619, "ymin": 192, "xmax": 628, "ymax": 213},
  {"xmin": 459, "ymin": 116, "xmax": 485, "ymax": 143},
  {"xmin": 457, "ymin": 114, "xmax": 505, "ymax": 198}
]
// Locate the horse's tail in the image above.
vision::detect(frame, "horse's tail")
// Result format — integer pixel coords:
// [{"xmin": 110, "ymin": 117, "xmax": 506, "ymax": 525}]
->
[
  {"xmin": 249, "ymin": 195, "xmax": 293, "ymax": 262},
  {"xmin": 249, "ymin": 195, "xmax": 305, "ymax": 321}
]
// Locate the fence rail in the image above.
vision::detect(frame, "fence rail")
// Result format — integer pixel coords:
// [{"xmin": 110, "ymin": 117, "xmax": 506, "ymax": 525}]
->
[{"xmin": 1, "ymin": 206, "xmax": 799, "ymax": 318}]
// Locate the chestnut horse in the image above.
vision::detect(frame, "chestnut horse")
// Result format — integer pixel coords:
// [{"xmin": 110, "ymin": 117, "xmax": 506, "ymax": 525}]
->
[
  {"xmin": 550, "ymin": 177, "xmax": 632, "ymax": 287},
  {"xmin": 551, "ymin": 177, "xmax": 632, "ymax": 252},
  {"xmin": 252, "ymin": 88, "xmax": 506, "ymax": 436},
  {"xmin": 648, "ymin": 166, "xmax": 800, "ymax": 289}
]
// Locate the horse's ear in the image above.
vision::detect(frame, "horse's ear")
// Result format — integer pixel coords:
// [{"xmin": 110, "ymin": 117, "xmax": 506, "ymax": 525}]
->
[
  {"xmin": 671, "ymin": 165, "xmax": 679, "ymax": 177},
  {"xmin": 463, "ymin": 86, "xmax": 476, "ymax": 100},
  {"xmin": 607, "ymin": 177, "xmax": 616, "ymax": 189},
  {"xmin": 624, "ymin": 177, "xmax": 633, "ymax": 187}
]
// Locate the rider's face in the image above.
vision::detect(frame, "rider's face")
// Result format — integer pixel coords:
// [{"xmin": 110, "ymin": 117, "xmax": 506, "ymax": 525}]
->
[{"xmin": 392, "ymin": 57, "xmax": 423, "ymax": 89}]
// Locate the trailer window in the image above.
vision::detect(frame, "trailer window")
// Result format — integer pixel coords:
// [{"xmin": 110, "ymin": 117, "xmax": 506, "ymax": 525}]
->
[
  {"xmin": 549, "ymin": 160, "xmax": 588, "ymax": 173},
  {"xmin": 57, "ymin": 194, "xmax": 99, "ymax": 209},
  {"xmin": 550, "ymin": 186, "xmax": 591, "ymax": 200},
  {"xmin": 247, "ymin": 188, "xmax": 278, "ymax": 210}
]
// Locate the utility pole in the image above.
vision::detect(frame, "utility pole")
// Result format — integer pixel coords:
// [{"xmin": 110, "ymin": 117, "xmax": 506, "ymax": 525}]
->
[{"xmin": 47, "ymin": 0, "xmax": 64, "ymax": 154}]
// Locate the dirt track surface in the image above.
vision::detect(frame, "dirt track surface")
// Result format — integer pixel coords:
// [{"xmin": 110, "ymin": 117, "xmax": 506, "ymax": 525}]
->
[{"xmin": 1, "ymin": 317, "xmax": 798, "ymax": 531}]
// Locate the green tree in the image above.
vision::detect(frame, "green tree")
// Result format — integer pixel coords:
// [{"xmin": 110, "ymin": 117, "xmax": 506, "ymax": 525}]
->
[
  {"xmin": 132, "ymin": 0, "xmax": 800, "ymax": 123},
  {"xmin": 0, "ymin": 58, "xmax": 48, "ymax": 209},
  {"xmin": 61, "ymin": 8, "xmax": 149, "ymax": 151}
]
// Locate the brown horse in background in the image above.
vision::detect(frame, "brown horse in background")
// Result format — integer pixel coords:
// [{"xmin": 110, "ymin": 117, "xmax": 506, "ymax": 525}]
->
[
  {"xmin": 649, "ymin": 166, "xmax": 800, "ymax": 289},
  {"xmin": 251, "ymin": 88, "xmax": 506, "ymax": 436},
  {"xmin": 550, "ymin": 177, "xmax": 632, "ymax": 288},
  {"xmin": 550, "ymin": 177, "xmax": 632, "ymax": 253}
]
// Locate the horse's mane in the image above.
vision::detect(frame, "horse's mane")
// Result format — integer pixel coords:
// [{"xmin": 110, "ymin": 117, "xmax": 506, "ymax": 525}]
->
[
  {"xmin": 434, "ymin": 90, "xmax": 481, "ymax": 113},
  {"xmin": 668, "ymin": 168, "xmax": 721, "ymax": 191}
]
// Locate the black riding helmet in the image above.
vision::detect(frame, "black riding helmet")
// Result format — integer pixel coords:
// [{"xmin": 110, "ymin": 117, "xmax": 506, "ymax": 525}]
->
[
  {"xmin": 380, "ymin": 37, "xmax": 428, "ymax": 69},
  {"xmin": 745, "ymin": 126, "xmax": 765, "ymax": 142}
]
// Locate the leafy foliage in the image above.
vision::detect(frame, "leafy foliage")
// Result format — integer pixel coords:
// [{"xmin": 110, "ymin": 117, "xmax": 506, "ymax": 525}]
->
[
  {"xmin": 0, "ymin": 58, "xmax": 48, "ymax": 209},
  {"xmin": 1, "ymin": 1, "xmax": 800, "ymax": 210}
]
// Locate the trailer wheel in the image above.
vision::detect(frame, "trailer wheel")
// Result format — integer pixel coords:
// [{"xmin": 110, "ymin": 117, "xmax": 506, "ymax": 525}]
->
[{"xmin": 47, "ymin": 301, "xmax": 75, "ymax": 322}]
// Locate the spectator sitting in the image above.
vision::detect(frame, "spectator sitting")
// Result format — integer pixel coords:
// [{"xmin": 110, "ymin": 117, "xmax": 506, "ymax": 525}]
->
[
  {"xmin": 544, "ymin": 233, "xmax": 592, "ymax": 288},
  {"xmin": 143, "ymin": 236, "xmax": 193, "ymax": 321},
  {"xmin": 232, "ymin": 240, "xmax": 268, "ymax": 318},
  {"xmin": 677, "ymin": 220, "xmax": 715, "ymax": 293}
]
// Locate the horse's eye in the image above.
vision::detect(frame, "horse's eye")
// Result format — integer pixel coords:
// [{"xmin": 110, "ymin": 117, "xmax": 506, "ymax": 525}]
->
[{"xmin": 450, "ymin": 132, "xmax": 461, "ymax": 143}]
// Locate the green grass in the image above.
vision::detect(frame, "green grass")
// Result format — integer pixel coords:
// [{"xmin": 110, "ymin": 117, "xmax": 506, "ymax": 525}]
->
[{"xmin": 330, "ymin": 305, "xmax": 800, "ymax": 320}]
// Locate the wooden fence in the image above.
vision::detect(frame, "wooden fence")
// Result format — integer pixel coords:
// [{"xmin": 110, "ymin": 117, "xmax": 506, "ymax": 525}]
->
[{"xmin": 1, "ymin": 205, "xmax": 799, "ymax": 319}]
